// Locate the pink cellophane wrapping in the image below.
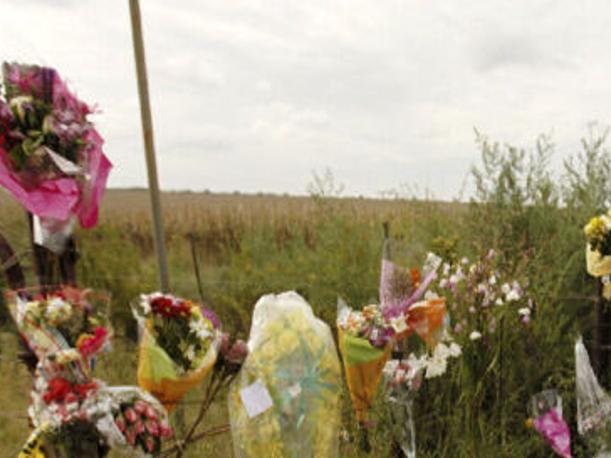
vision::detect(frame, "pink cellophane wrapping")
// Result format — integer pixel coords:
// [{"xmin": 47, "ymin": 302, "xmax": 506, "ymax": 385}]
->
[
  {"xmin": 0, "ymin": 63, "xmax": 112, "ymax": 228},
  {"xmin": 534, "ymin": 408, "xmax": 572, "ymax": 458}
]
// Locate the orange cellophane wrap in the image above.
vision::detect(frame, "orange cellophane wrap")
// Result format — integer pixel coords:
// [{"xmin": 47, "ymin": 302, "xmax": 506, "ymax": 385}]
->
[
  {"xmin": 338, "ymin": 328, "xmax": 392, "ymax": 423},
  {"xmin": 408, "ymin": 298, "xmax": 447, "ymax": 348},
  {"xmin": 137, "ymin": 325, "xmax": 218, "ymax": 412},
  {"xmin": 392, "ymin": 298, "xmax": 447, "ymax": 348}
]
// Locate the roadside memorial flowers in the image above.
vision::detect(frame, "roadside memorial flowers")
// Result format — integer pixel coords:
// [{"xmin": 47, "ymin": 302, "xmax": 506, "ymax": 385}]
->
[
  {"xmin": 0, "ymin": 62, "xmax": 112, "ymax": 253},
  {"xmin": 585, "ymin": 210, "xmax": 611, "ymax": 299},
  {"xmin": 229, "ymin": 292, "xmax": 342, "ymax": 458},
  {"xmin": 337, "ymin": 252, "xmax": 447, "ymax": 426},
  {"xmin": 528, "ymin": 390, "xmax": 572, "ymax": 458},
  {"xmin": 383, "ymin": 339, "xmax": 461, "ymax": 458},
  {"xmin": 22, "ymin": 348, "xmax": 173, "ymax": 458},
  {"xmin": 575, "ymin": 336, "xmax": 611, "ymax": 454},
  {"xmin": 5, "ymin": 286, "xmax": 112, "ymax": 369},
  {"xmin": 133, "ymin": 292, "xmax": 220, "ymax": 410}
]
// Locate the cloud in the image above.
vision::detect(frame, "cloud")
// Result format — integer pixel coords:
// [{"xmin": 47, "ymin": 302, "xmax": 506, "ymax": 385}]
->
[{"xmin": 0, "ymin": 0, "xmax": 610, "ymax": 199}]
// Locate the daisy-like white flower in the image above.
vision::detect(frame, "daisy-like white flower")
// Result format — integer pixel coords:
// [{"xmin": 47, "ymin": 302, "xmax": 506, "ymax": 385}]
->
[
  {"xmin": 495, "ymin": 298, "xmax": 504, "ymax": 306},
  {"xmin": 501, "ymin": 283, "xmax": 511, "ymax": 295},
  {"xmin": 448, "ymin": 342, "xmax": 462, "ymax": 357},
  {"xmin": 390, "ymin": 316, "xmax": 408, "ymax": 334},
  {"xmin": 425, "ymin": 355, "xmax": 447, "ymax": 378},
  {"xmin": 189, "ymin": 318, "xmax": 212, "ymax": 341},
  {"xmin": 518, "ymin": 307, "xmax": 531, "ymax": 317},
  {"xmin": 488, "ymin": 274, "xmax": 497, "ymax": 285},
  {"xmin": 506, "ymin": 289, "xmax": 521, "ymax": 302},
  {"xmin": 469, "ymin": 330, "xmax": 482, "ymax": 341}
]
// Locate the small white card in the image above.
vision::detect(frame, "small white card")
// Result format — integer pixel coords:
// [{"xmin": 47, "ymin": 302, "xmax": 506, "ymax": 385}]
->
[{"xmin": 240, "ymin": 379, "xmax": 273, "ymax": 418}]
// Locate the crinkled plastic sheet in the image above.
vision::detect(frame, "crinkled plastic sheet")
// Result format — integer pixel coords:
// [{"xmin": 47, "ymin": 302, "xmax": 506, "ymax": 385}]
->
[
  {"xmin": 575, "ymin": 336, "xmax": 611, "ymax": 436},
  {"xmin": 229, "ymin": 291, "xmax": 342, "ymax": 458}
]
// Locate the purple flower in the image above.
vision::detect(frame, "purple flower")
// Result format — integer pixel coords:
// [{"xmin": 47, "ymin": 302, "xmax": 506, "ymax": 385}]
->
[{"xmin": 200, "ymin": 306, "xmax": 220, "ymax": 329}]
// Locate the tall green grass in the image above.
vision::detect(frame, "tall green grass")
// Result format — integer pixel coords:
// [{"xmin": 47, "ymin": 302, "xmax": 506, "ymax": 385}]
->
[{"xmin": 0, "ymin": 127, "xmax": 609, "ymax": 456}]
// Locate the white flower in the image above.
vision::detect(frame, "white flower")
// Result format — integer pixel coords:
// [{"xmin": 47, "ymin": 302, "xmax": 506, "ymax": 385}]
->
[
  {"xmin": 442, "ymin": 263, "xmax": 451, "ymax": 276},
  {"xmin": 434, "ymin": 343, "xmax": 450, "ymax": 359},
  {"xmin": 439, "ymin": 278, "xmax": 449, "ymax": 288},
  {"xmin": 425, "ymin": 355, "xmax": 447, "ymax": 378},
  {"xmin": 461, "ymin": 257, "xmax": 469, "ymax": 265},
  {"xmin": 518, "ymin": 307, "xmax": 531, "ymax": 317},
  {"xmin": 469, "ymin": 264, "xmax": 477, "ymax": 274},
  {"xmin": 190, "ymin": 318, "xmax": 212, "ymax": 341},
  {"xmin": 448, "ymin": 342, "xmax": 462, "ymax": 357},
  {"xmin": 488, "ymin": 274, "xmax": 497, "ymax": 285},
  {"xmin": 469, "ymin": 331, "xmax": 482, "ymax": 341},
  {"xmin": 501, "ymin": 283, "xmax": 511, "ymax": 295},
  {"xmin": 186, "ymin": 345, "xmax": 196, "ymax": 361},
  {"xmin": 139, "ymin": 294, "xmax": 152, "ymax": 314},
  {"xmin": 495, "ymin": 298, "xmax": 504, "ymax": 306},
  {"xmin": 383, "ymin": 359, "xmax": 399, "ymax": 377},
  {"xmin": 390, "ymin": 316, "xmax": 408, "ymax": 334},
  {"xmin": 424, "ymin": 290, "xmax": 439, "ymax": 300},
  {"xmin": 506, "ymin": 289, "xmax": 521, "ymax": 302}
]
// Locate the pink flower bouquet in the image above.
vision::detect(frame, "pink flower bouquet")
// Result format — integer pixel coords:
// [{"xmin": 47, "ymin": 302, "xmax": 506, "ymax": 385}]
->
[{"xmin": 0, "ymin": 62, "xmax": 111, "ymax": 252}]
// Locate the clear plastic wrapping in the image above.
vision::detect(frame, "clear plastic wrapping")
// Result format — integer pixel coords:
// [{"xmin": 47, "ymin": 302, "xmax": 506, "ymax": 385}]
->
[
  {"xmin": 229, "ymin": 292, "xmax": 342, "ymax": 457},
  {"xmin": 575, "ymin": 336, "xmax": 611, "ymax": 436}
]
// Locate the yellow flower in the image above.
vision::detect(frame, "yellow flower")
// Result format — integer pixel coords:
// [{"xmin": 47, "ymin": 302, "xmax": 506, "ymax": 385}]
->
[
  {"xmin": 525, "ymin": 418, "xmax": 534, "ymax": 429},
  {"xmin": 585, "ymin": 216, "xmax": 606, "ymax": 241}
]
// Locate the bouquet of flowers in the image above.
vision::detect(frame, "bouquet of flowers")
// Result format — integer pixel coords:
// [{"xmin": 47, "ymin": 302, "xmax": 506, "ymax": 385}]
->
[
  {"xmin": 585, "ymin": 210, "xmax": 611, "ymax": 299},
  {"xmin": 528, "ymin": 390, "xmax": 572, "ymax": 458},
  {"xmin": 229, "ymin": 292, "xmax": 342, "ymax": 458},
  {"xmin": 134, "ymin": 292, "xmax": 220, "ymax": 410},
  {"xmin": 337, "ymin": 300, "xmax": 393, "ymax": 424},
  {"xmin": 5, "ymin": 286, "xmax": 112, "ymax": 370},
  {"xmin": 25, "ymin": 352, "xmax": 111, "ymax": 458},
  {"xmin": 0, "ymin": 62, "xmax": 112, "ymax": 253},
  {"xmin": 105, "ymin": 387, "xmax": 173, "ymax": 456},
  {"xmin": 575, "ymin": 336, "xmax": 611, "ymax": 453},
  {"xmin": 383, "ymin": 340, "xmax": 461, "ymax": 458},
  {"xmin": 337, "ymin": 252, "xmax": 446, "ymax": 425}
]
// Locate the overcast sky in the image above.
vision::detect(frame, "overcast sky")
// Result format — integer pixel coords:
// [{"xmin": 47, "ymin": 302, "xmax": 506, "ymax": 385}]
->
[{"xmin": 1, "ymin": 1, "xmax": 610, "ymax": 199}]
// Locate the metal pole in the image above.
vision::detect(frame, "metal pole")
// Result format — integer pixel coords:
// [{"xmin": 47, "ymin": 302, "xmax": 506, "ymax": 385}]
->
[{"xmin": 128, "ymin": 0, "xmax": 169, "ymax": 292}]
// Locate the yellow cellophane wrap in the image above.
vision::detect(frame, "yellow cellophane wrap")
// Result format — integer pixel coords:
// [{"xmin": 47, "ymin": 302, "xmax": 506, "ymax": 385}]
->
[
  {"xmin": 229, "ymin": 292, "xmax": 342, "ymax": 458},
  {"xmin": 586, "ymin": 246, "xmax": 611, "ymax": 299},
  {"xmin": 137, "ymin": 324, "xmax": 218, "ymax": 411},
  {"xmin": 338, "ymin": 328, "xmax": 392, "ymax": 423}
]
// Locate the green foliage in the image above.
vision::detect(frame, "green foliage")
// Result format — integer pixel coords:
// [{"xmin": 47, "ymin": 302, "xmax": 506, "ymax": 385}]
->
[{"xmin": 0, "ymin": 128, "xmax": 610, "ymax": 456}]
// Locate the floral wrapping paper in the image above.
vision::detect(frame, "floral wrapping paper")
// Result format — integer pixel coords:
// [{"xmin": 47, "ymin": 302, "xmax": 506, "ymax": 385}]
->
[
  {"xmin": 136, "ymin": 321, "xmax": 218, "ymax": 411},
  {"xmin": 229, "ymin": 292, "xmax": 342, "ymax": 458}
]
